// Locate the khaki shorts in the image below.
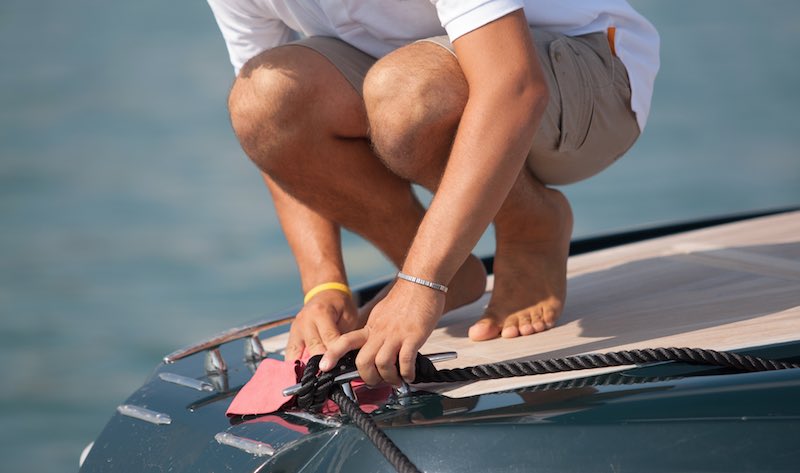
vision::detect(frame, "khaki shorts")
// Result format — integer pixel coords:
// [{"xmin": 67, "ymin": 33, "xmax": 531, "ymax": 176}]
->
[{"xmin": 292, "ymin": 30, "xmax": 640, "ymax": 186}]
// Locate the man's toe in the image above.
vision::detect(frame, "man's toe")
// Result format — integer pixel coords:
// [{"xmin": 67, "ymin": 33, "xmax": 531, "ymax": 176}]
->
[
  {"xmin": 516, "ymin": 311, "xmax": 535, "ymax": 335},
  {"xmin": 501, "ymin": 316, "xmax": 521, "ymax": 338},
  {"xmin": 468, "ymin": 317, "xmax": 501, "ymax": 341}
]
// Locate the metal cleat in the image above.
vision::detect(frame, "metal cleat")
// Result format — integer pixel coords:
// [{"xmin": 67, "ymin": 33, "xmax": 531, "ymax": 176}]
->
[
  {"xmin": 204, "ymin": 347, "xmax": 227, "ymax": 374},
  {"xmin": 393, "ymin": 381, "xmax": 412, "ymax": 406},
  {"xmin": 244, "ymin": 334, "xmax": 267, "ymax": 362},
  {"xmin": 341, "ymin": 381, "xmax": 357, "ymax": 401},
  {"xmin": 281, "ymin": 351, "xmax": 457, "ymax": 398}
]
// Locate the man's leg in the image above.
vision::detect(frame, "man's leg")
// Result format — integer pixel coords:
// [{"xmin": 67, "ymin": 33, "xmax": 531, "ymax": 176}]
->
[
  {"xmin": 227, "ymin": 43, "xmax": 486, "ymax": 310},
  {"xmin": 363, "ymin": 41, "xmax": 573, "ymax": 340},
  {"xmin": 477, "ymin": 31, "xmax": 639, "ymax": 338}
]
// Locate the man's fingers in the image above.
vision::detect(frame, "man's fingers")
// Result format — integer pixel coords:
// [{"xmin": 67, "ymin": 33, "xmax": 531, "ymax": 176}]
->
[
  {"xmin": 375, "ymin": 342, "xmax": 403, "ymax": 386},
  {"xmin": 308, "ymin": 315, "xmax": 343, "ymax": 356},
  {"xmin": 305, "ymin": 332, "xmax": 327, "ymax": 357},
  {"xmin": 356, "ymin": 340, "xmax": 382, "ymax": 386},
  {"xmin": 285, "ymin": 300, "xmax": 351, "ymax": 361},
  {"xmin": 284, "ymin": 323, "xmax": 305, "ymax": 361},
  {"xmin": 285, "ymin": 342, "xmax": 305, "ymax": 361},
  {"xmin": 398, "ymin": 344, "xmax": 420, "ymax": 383},
  {"xmin": 315, "ymin": 312, "xmax": 342, "ymax": 345},
  {"xmin": 339, "ymin": 299, "xmax": 364, "ymax": 332},
  {"xmin": 319, "ymin": 328, "xmax": 368, "ymax": 371}
]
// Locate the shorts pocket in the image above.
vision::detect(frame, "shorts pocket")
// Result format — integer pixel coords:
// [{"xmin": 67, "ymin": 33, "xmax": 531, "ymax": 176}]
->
[{"xmin": 548, "ymin": 38, "xmax": 594, "ymax": 152}]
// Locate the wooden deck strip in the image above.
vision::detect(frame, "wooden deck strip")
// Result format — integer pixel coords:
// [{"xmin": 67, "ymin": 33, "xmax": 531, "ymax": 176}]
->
[
  {"xmin": 260, "ymin": 211, "xmax": 800, "ymax": 398},
  {"xmin": 567, "ymin": 211, "xmax": 800, "ymax": 277},
  {"xmin": 674, "ymin": 247, "xmax": 800, "ymax": 281},
  {"xmin": 425, "ymin": 211, "xmax": 800, "ymax": 397}
]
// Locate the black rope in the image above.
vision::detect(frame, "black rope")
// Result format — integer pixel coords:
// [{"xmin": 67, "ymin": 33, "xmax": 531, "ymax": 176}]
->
[
  {"xmin": 410, "ymin": 347, "xmax": 799, "ymax": 384},
  {"xmin": 331, "ymin": 387, "xmax": 421, "ymax": 473},
  {"xmin": 296, "ymin": 347, "xmax": 799, "ymax": 473},
  {"xmin": 296, "ymin": 352, "xmax": 358, "ymax": 411}
]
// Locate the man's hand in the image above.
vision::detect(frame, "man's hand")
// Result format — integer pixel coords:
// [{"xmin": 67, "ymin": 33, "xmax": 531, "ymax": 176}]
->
[
  {"xmin": 319, "ymin": 280, "xmax": 445, "ymax": 386},
  {"xmin": 285, "ymin": 289, "xmax": 364, "ymax": 360}
]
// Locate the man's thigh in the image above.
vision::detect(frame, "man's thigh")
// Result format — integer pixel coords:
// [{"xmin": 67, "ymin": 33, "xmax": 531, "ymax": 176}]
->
[
  {"xmin": 421, "ymin": 29, "xmax": 640, "ymax": 186},
  {"xmin": 286, "ymin": 36, "xmax": 377, "ymax": 97},
  {"xmin": 235, "ymin": 38, "xmax": 372, "ymax": 139},
  {"xmin": 293, "ymin": 32, "xmax": 640, "ymax": 186}
]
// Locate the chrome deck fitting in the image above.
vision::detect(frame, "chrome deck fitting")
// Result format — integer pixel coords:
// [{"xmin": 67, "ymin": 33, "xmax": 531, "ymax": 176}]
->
[
  {"xmin": 244, "ymin": 333, "xmax": 267, "ymax": 362},
  {"xmin": 158, "ymin": 372, "xmax": 215, "ymax": 392},
  {"xmin": 117, "ymin": 404, "xmax": 172, "ymax": 425},
  {"xmin": 163, "ymin": 314, "xmax": 294, "ymax": 364},
  {"xmin": 215, "ymin": 432, "xmax": 275, "ymax": 457},
  {"xmin": 204, "ymin": 348, "xmax": 227, "ymax": 374}
]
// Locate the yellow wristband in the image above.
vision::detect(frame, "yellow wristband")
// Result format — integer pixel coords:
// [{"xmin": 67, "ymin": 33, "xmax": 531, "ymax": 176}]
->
[{"xmin": 303, "ymin": 282, "xmax": 352, "ymax": 304}]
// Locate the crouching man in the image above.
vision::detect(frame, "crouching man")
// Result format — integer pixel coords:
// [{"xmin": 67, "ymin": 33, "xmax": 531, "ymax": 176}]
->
[{"xmin": 207, "ymin": 0, "xmax": 659, "ymax": 385}]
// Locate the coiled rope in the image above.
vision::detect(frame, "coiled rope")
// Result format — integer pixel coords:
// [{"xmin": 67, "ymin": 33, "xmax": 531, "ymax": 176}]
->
[{"xmin": 296, "ymin": 347, "xmax": 799, "ymax": 473}]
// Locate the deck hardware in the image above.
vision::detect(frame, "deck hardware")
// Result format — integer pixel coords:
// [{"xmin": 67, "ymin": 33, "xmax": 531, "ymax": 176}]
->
[
  {"xmin": 205, "ymin": 347, "xmax": 227, "ymax": 374},
  {"xmin": 393, "ymin": 381, "xmax": 413, "ymax": 406},
  {"xmin": 393, "ymin": 381, "xmax": 411, "ymax": 397},
  {"xmin": 281, "ymin": 351, "xmax": 457, "ymax": 397},
  {"xmin": 158, "ymin": 372, "xmax": 215, "ymax": 392},
  {"xmin": 391, "ymin": 381, "xmax": 413, "ymax": 406},
  {"xmin": 215, "ymin": 432, "xmax": 275, "ymax": 457},
  {"xmin": 208, "ymin": 371, "xmax": 229, "ymax": 393},
  {"xmin": 285, "ymin": 411, "xmax": 343, "ymax": 427},
  {"xmin": 342, "ymin": 381, "xmax": 357, "ymax": 401},
  {"xmin": 163, "ymin": 314, "xmax": 294, "ymax": 364},
  {"xmin": 117, "ymin": 404, "xmax": 172, "ymax": 425},
  {"xmin": 245, "ymin": 358, "xmax": 260, "ymax": 375},
  {"xmin": 244, "ymin": 334, "xmax": 267, "ymax": 362}
]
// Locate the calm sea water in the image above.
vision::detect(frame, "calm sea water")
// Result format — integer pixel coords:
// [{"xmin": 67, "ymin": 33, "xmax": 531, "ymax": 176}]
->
[{"xmin": 1, "ymin": 1, "xmax": 798, "ymax": 470}]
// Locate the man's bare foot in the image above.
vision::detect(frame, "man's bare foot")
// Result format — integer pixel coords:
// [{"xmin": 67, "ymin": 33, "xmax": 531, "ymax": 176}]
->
[
  {"xmin": 359, "ymin": 254, "xmax": 487, "ymax": 319},
  {"xmin": 444, "ymin": 254, "xmax": 489, "ymax": 312},
  {"xmin": 468, "ymin": 182, "xmax": 573, "ymax": 341}
]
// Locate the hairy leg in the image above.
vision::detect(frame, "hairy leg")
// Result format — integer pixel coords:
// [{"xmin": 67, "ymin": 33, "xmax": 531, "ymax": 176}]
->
[
  {"xmin": 229, "ymin": 45, "xmax": 484, "ymax": 311},
  {"xmin": 468, "ymin": 170, "xmax": 572, "ymax": 340},
  {"xmin": 365, "ymin": 42, "xmax": 571, "ymax": 339}
]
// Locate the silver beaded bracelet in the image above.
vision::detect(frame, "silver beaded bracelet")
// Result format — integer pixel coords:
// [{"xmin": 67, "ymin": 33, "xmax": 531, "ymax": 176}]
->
[{"xmin": 396, "ymin": 272, "xmax": 449, "ymax": 293}]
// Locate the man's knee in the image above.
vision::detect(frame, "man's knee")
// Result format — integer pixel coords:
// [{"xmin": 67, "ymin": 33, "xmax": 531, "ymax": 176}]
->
[
  {"xmin": 363, "ymin": 44, "xmax": 468, "ymax": 180},
  {"xmin": 228, "ymin": 48, "xmax": 320, "ymax": 174}
]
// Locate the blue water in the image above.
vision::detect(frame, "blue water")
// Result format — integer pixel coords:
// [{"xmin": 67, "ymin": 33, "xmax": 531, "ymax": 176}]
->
[{"xmin": 1, "ymin": 1, "xmax": 798, "ymax": 470}]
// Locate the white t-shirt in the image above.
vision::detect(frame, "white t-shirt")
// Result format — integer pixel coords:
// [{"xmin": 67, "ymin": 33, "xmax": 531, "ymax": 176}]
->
[{"xmin": 207, "ymin": 0, "xmax": 659, "ymax": 130}]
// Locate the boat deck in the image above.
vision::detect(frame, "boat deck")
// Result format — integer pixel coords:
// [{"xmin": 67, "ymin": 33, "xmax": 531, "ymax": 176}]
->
[{"xmin": 266, "ymin": 211, "xmax": 800, "ymax": 398}]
